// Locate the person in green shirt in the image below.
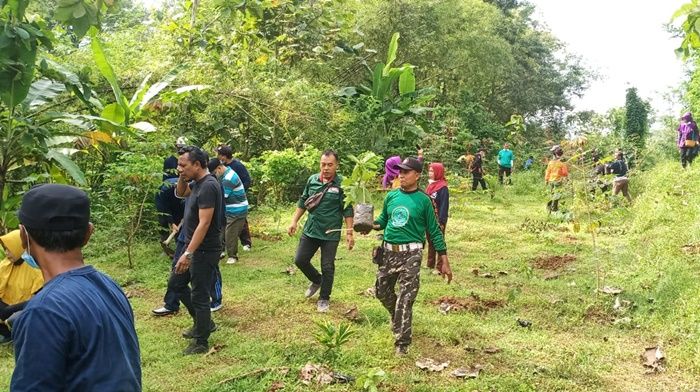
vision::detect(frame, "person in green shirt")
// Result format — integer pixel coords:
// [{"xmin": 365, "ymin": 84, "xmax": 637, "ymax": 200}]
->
[
  {"xmin": 288, "ymin": 150, "xmax": 354, "ymax": 313},
  {"xmin": 497, "ymin": 142, "xmax": 514, "ymax": 185},
  {"xmin": 364, "ymin": 157, "xmax": 453, "ymax": 355}
]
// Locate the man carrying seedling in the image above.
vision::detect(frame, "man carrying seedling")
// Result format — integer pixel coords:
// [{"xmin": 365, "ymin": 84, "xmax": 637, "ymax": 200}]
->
[
  {"xmin": 288, "ymin": 150, "xmax": 354, "ymax": 313},
  {"xmin": 364, "ymin": 157, "xmax": 453, "ymax": 356}
]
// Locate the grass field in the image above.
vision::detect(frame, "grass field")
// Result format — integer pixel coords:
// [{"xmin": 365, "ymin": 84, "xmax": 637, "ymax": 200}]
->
[{"xmin": 1, "ymin": 167, "xmax": 699, "ymax": 391}]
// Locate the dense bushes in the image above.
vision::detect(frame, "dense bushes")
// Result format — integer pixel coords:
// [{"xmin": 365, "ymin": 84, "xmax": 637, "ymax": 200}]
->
[{"xmin": 248, "ymin": 145, "xmax": 321, "ymax": 204}]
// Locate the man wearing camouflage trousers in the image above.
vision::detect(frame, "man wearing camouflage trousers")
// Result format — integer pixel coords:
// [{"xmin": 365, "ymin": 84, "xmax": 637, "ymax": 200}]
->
[{"xmin": 366, "ymin": 157, "xmax": 453, "ymax": 355}]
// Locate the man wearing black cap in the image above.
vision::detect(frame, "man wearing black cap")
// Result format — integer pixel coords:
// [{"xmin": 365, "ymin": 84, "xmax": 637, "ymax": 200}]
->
[
  {"xmin": 11, "ymin": 184, "xmax": 141, "ymax": 390},
  {"xmin": 173, "ymin": 146, "xmax": 223, "ymax": 355},
  {"xmin": 366, "ymin": 157, "xmax": 453, "ymax": 356}
]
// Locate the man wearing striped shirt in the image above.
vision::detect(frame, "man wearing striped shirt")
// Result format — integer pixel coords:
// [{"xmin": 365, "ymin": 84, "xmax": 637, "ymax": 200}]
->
[{"xmin": 212, "ymin": 160, "xmax": 249, "ymax": 265}]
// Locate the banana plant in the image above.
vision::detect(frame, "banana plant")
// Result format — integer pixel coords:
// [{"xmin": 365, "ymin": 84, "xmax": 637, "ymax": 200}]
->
[
  {"xmin": 0, "ymin": 0, "xmax": 113, "ymax": 232},
  {"xmin": 338, "ymin": 33, "xmax": 435, "ymax": 146},
  {"xmin": 86, "ymin": 27, "xmax": 210, "ymax": 135}
]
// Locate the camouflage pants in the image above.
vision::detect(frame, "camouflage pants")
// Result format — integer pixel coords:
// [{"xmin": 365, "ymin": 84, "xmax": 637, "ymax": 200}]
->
[{"xmin": 375, "ymin": 248, "xmax": 422, "ymax": 347}]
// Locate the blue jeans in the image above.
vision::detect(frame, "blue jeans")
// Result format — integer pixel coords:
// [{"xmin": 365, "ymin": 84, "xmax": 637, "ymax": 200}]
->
[{"xmin": 163, "ymin": 240, "xmax": 222, "ymax": 311}]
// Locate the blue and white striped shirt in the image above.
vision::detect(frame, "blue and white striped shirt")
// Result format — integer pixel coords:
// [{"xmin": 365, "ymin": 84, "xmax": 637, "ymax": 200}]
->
[{"xmin": 222, "ymin": 167, "xmax": 248, "ymax": 217}]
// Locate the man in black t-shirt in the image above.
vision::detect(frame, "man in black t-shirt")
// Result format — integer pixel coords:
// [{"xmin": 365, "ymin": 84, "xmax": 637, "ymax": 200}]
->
[{"xmin": 173, "ymin": 146, "xmax": 223, "ymax": 355}]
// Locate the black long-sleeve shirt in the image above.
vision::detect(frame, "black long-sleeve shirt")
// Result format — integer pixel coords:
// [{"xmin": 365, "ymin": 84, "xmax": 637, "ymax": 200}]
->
[{"xmin": 428, "ymin": 187, "xmax": 449, "ymax": 226}]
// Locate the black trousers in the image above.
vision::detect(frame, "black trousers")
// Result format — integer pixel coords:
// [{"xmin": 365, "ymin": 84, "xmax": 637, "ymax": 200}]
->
[
  {"xmin": 472, "ymin": 175, "xmax": 487, "ymax": 191},
  {"xmin": 294, "ymin": 235, "xmax": 339, "ymax": 300},
  {"xmin": 164, "ymin": 240, "xmax": 222, "ymax": 311},
  {"xmin": 239, "ymin": 218, "xmax": 252, "ymax": 247},
  {"xmin": 681, "ymin": 147, "xmax": 697, "ymax": 168},
  {"xmin": 0, "ymin": 301, "xmax": 28, "ymax": 338},
  {"xmin": 498, "ymin": 165, "xmax": 512, "ymax": 184},
  {"xmin": 169, "ymin": 249, "xmax": 219, "ymax": 345}
]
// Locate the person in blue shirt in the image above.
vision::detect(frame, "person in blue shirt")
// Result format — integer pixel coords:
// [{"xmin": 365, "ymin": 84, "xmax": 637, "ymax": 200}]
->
[
  {"xmin": 523, "ymin": 155, "xmax": 534, "ymax": 170},
  {"xmin": 211, "ymin": 159, "xmax": 249, "ymax": 265},
  {"xmin": 11, "ymin": 184, "xmax": 141, "ymax": 391},
  {"xmin": 216, "ymin": 145, "xmax": 253, "ymax": 252},
  {"xmin": 497, "ymin": 143, "xmax": 514, "ymax": 185}
]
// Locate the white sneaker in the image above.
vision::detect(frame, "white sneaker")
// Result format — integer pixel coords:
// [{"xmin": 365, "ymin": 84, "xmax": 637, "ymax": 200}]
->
[
  {"xmin": 226, "ymin": 257, "xmax": 238, "ymax": 265},
  {"xmin": 305, "ymin": 282, "xmax": 321, "ymax": 298},
  {"xmin": 210, "ymin": 303, "xmax": 223, "ymax": 312},
  {"xmin": 317, "ymin": 300, "xmax": 330, "ymax": 313},
  {"xmin": 242, "ymin": 245, "xmax": 251, "ymax": 251}
]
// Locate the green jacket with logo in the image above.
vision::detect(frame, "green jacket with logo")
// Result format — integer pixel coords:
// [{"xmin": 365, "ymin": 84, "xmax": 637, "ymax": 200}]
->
[
  {"xmin": 374, "ymin": 188, "xmax": 447, "ymax": 254},
  {"xmin": 298, "ymin": 173, "xmax": 353, "ymax": 241}
]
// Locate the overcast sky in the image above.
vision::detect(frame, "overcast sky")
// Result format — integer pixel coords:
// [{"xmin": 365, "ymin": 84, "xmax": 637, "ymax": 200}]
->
[{"xmin": 529, "ymin": 0, "xmax": 688, "ymax": 116}]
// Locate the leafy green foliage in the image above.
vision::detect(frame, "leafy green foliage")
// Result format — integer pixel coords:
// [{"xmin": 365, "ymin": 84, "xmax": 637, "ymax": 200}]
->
[
  {"xmin": 624, "ymin": 87, "xmax": 650, "ymax": 147},
  {"xmin": 356, "ymin": 368, "xmax": 386, "ymax": 392},
  {"xmin": 97, "ymin": 151, "xmax": 163, "ymax": 268},
  {"xmin": 248, "ymin": 146, "xmax": 320, "ymax": 204},
  {"xmin": 313, "ymin": 320, "xmax": 355, "ymax": 362},
  {"xmin": 673, "ymin": 0, "xmax": 700, "ymax": 58},
  {"xmin": 341, "ymin": 151, "xmax": 380, "ymax": 206}
]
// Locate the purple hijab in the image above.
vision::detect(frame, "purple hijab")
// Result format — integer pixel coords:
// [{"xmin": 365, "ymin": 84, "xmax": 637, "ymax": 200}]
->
[{"xmin": 382, "ymin": 156, "xmax": 402, "ymax": 189}]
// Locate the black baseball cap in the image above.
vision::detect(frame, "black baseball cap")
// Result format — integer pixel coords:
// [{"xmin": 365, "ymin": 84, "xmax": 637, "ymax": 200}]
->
[
  {"xmin": 397, "ymin": 157, "xmax": 423, "ymax": 173},
  {"xmin": 18, "ymin": 184, "xmax": 90, "ymax": 231}
]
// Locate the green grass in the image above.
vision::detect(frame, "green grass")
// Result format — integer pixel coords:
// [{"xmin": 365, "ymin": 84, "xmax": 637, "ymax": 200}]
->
[{"xmin": 1, "ymin": 165, "xmax": 700, "ymax": 391}]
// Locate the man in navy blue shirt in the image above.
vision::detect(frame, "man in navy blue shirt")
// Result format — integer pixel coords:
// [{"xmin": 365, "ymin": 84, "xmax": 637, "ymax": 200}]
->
[{"xmin": 11, "ymin": 184, "xmax": 141, "ymax": 391}]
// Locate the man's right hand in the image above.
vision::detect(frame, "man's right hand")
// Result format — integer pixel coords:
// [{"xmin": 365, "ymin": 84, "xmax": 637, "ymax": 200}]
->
[{"xmin": 287, "ymin": 222, "xmax": 298, "ymax": 236}]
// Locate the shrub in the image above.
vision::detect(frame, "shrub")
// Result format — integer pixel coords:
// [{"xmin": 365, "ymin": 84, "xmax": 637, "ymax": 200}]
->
[{"xmin": 248, "ymin": 145, "xmax": 321, "ymax": 204}]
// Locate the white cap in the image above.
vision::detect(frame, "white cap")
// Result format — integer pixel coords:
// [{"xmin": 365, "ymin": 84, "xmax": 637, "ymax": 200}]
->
[{"xmin": 175, "ymin": 136, "xmax": 188, "ymax": 147}]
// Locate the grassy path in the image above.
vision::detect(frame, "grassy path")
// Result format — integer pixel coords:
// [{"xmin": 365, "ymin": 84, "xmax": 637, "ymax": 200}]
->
[{"xmin": 0, "ymin": 179, "xmax": 698, "ymax": 391}]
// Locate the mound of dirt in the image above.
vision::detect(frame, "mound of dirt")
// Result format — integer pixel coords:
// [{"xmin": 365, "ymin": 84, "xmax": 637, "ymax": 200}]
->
[
  {"xmin": 431, "ymin": 294, "xmax": 504, "ymax": 314},
  {"xmin": 532, "ymin": 254, "xmax": 576, "ymax": 270}
]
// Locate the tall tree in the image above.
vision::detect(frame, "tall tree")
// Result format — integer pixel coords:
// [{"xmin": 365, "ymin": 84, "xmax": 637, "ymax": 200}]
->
[{"xmin": 624, "ymin": 87, "xmax": 649, "ymax": 146}]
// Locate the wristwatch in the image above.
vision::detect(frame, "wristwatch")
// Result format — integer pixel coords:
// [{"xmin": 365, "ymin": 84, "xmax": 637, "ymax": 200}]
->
[{"xmin": 183, "ymin": 251, "xmax": 194, "ymax": 260}]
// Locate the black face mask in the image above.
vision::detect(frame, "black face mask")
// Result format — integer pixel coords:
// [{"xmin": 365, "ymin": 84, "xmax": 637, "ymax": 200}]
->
[{"xmin": 12, "ymin": 257, "xmax": 24, "ymax": 266}]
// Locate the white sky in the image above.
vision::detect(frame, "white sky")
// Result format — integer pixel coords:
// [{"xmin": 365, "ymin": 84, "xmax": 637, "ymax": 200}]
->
[{"xmin": 530, "ymin": 0, "xmax": 688, "ymax": 116}]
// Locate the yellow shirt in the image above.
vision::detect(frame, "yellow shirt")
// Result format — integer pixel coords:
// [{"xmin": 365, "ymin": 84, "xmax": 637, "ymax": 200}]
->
[
  {"xmin": 545, "ymin": 159, "xmax": 569, "ymax": 183},
  {"xmin": 0, "ymin": 230, "xmax": 43, "ymax": 305}
]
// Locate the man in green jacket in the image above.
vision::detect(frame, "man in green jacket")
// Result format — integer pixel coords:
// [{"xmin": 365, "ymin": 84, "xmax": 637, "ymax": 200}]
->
[
  {"xmin": 288, "ymin": 150, "xmax": 354, "ymax": 313},
  {"xmin": 366, "ymin": 157, "xmax": 453, "ymax": 355}
]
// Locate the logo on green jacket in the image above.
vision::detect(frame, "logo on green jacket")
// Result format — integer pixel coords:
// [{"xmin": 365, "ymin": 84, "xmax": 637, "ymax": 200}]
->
[{"xmin": 390, "ymin": 206, "xmax": 410, "ymax": 228}]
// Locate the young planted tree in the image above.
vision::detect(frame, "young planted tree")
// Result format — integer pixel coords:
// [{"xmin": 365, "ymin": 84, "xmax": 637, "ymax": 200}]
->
[{"xmin": 342, "ymin": 152, "xmax": 381, "ymax": 232}]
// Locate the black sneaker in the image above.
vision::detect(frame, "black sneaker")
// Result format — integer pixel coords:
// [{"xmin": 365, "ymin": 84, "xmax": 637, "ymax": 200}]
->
[
  {"xmin": 395, "ymin": 345, "xmax": 409, "ymax": 356},
  {"xmin": 183, "ymin": 342, "xmax": 209, "ymax": 355},
  {"xmin": 182, "ymin": 322, "xmax": 218, "ymax": 339}
]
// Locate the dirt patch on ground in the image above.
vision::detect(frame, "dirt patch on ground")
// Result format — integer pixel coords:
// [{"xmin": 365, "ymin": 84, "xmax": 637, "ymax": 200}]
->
[
  {"xmin": 681, "ymin": 243, "xmax": 700, "ymax": 255},
  {"xmin": 431, "ymin": 294, "xmax": 505, "ymax": 314},
  {"xmin": 583, "ymin": 304, "xmax": 614, "ymax": 325},
  {"xmin": 532, "ymin": 254, "xmax": 576, "ymax": 270}
]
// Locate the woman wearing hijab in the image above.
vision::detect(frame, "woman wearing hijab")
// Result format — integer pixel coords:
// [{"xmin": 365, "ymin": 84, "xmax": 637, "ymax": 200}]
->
[
  {"xmin": 382, "ymin": 156, "xmax": 402, "ymax": 190},
  {"xmin": 382, "ymin": 148, "xmax": 424, "ymax": 190},
  {"xmin": 425, "ymin": 162, "xmax": 449, "ymax": 272},
  {"xmin": 678, "ymin": 112, "xmax": 699, "ymax": 168}
]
